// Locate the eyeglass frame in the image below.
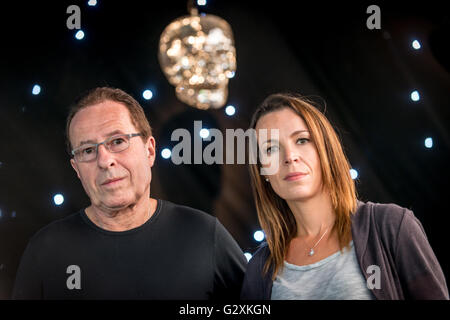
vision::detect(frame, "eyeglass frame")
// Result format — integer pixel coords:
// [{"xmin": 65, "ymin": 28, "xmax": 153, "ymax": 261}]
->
[{"xmin": 71, "ymin": 133, "xmax": 143, "ymax": 163}]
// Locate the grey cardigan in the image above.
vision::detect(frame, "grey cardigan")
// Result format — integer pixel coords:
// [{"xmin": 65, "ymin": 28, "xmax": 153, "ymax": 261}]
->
[{"xmin": 240, "ymin": 201, "xmax": 449, "ymax": 300}]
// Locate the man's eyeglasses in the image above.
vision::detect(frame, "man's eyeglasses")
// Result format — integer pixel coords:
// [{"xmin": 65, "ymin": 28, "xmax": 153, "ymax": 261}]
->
[{"xmin": 71, "ymin": 133, "xmax": 143, "ymax": 163}]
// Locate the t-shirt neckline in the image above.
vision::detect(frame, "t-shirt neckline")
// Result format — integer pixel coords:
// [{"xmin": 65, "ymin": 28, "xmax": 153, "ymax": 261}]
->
[{"xmin": 283, "ymin": 240, "xmax": 354, "ymax": 271}]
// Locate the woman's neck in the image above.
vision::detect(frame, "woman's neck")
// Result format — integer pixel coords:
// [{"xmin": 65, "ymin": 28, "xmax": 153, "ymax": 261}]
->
[{"xmin": 286, "ymin": 190, "xmax": 335, "ymax": 237}]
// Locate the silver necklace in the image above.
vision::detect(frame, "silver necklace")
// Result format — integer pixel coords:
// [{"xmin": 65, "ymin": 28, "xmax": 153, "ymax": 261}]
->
[{"xmin": 308, "ymin": 227, "xmax": 329, "ymax": 256}]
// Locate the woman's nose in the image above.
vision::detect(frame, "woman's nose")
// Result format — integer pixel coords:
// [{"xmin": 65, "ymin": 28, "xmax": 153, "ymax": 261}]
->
[{"xmin": 284, "ymin": 149, "xmax": 299, "ymax": 164}]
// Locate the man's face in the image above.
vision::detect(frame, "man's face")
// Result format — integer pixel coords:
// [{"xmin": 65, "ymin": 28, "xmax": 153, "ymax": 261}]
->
[{"xmin": 69, "ymin": 100, "xmax": 156, "ymax": 212}]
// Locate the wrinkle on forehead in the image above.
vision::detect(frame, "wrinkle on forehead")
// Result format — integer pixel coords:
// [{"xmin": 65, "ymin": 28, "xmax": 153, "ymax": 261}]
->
[{"xmin": 69, "ymin": 101, "xmax": 135, "ymax": 147}]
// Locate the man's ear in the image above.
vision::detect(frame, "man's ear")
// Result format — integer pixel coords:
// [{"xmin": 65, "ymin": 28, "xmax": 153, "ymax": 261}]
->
[
  {"xmin": 70, "ymin": 158, "xmax": 81, "ymax": 179},
  {"xmin": 146, "ymin": 136, "xmax": 156, "ymax": 167}
]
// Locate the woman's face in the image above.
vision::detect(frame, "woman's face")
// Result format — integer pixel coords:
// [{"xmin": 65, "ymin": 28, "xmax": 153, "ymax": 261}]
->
[{"xmin": 255, "ymin": 108, "xmax": 324, "ymax": 202}]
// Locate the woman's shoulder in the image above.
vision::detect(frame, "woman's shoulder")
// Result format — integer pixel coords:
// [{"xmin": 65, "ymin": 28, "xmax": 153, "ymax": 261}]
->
[
  {"xmin": 352, "ymin": 200, "xmax": 422, "ymax": 245},
  {"xmin": 241, "ymin": 242, "xmax": 273, "ymax": 299},
  {"xmin": 354, "ymin": 200, "xmax": 414, "ymax": 225},
  {"xmin": 248, "ymin": 243, "xmax": 271, "ymax": 267}
]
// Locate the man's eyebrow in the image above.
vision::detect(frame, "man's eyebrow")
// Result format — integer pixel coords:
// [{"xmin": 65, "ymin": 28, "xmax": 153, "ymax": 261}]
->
[
  {"xmin": 77, "ymin": 130, "xmax": 125, "ymax": 147},
  {"xmin": 77, "ymin": 139, "xmax": 96, "ymax": 147},
  {"xmin": 105, "ymin": 130, "xmax": 125, "ymax": 137}
]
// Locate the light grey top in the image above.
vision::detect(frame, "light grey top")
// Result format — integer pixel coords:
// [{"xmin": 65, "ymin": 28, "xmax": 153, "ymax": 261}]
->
[{"xmin": 271, "ymin": 241, "xmax": 375, "ymax": 300}]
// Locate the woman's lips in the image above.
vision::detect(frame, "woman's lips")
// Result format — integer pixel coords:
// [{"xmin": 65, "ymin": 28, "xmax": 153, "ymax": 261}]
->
[{"xmin": 284, "ymin": 172, "xmax": 307, "ymax": 181}]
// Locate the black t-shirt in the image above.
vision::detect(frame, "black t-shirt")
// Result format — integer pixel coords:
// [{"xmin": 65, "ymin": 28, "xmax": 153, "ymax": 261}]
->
[{"xmin": 12, "ymin": 199, "xmax": 247, "ymax": 299}]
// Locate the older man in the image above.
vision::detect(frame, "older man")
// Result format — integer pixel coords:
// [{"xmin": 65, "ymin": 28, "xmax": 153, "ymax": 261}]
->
[{"xmin": 12, "ymin": 87, "xmax": 247, "ymax": 299}]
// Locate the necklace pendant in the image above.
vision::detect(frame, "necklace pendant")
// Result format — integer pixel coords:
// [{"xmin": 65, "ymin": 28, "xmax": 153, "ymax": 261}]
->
[{"xmin": 309, "ymin": 248, "xmax": 315, "ymax": 256}]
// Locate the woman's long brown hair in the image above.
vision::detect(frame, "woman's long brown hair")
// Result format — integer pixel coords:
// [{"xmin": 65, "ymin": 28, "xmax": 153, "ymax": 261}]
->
[{"xmin": 249, "ymin": 93, "xmax": 357, "ymax": 280}]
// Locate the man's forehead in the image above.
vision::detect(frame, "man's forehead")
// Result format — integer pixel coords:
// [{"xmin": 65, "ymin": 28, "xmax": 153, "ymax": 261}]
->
[
  {"xmin": 73, "ymin": 101, "xmax": 131, "ymax": 124},
  {"xmin": 75, "ymin": 100, "xmax": 129, "ymax": 117},
  {"xmin": 69, "ymin": 101, "xmax": 135, "ymax": 143}
]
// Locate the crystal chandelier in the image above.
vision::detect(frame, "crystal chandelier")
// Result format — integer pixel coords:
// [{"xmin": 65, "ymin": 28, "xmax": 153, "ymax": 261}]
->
[{"xmin": 158, "ymin": 4, "xmax": 236, "ymax": 110}]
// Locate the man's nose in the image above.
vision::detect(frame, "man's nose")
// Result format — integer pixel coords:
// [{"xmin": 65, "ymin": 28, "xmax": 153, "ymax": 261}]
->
[{"xmin": 96, "ymin": 144, "xmax": 115, "ymax": 168}]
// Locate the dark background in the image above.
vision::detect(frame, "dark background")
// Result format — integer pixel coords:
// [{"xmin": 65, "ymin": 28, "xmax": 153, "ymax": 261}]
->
[{"xmin": 0, "ymin": 0, "xmax": 449, "ymax": 299}]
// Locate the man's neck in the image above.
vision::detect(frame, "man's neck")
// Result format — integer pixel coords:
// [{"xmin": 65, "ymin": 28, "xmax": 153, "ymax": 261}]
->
[{"xmin": 85, "ymin": 197, "xmax": 158, "ymax": 232}]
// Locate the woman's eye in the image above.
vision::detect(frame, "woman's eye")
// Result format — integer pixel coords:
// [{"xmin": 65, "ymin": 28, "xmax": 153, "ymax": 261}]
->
[
  {"xmin": 266, "ymin": 145, "xmax": 279, "ymax": 154},
  {"xmin": 297, "ymin": 138, "xmax": 309, "ymax": 145}
]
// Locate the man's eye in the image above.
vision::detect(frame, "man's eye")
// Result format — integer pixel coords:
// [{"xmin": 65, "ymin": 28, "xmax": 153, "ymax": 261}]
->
[
  {"xmin": 82, "ymin": 147, "xmax": 95, "ymax": 155},
  {"xmin": 111, "ymin": 137, "xmax": 126, "ymax": 145}
]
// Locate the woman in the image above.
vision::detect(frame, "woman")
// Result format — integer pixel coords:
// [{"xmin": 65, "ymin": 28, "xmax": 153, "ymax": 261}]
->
[{"xmin": 241, "ymin": 93, "xmax": 448, "ymax": 300}]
